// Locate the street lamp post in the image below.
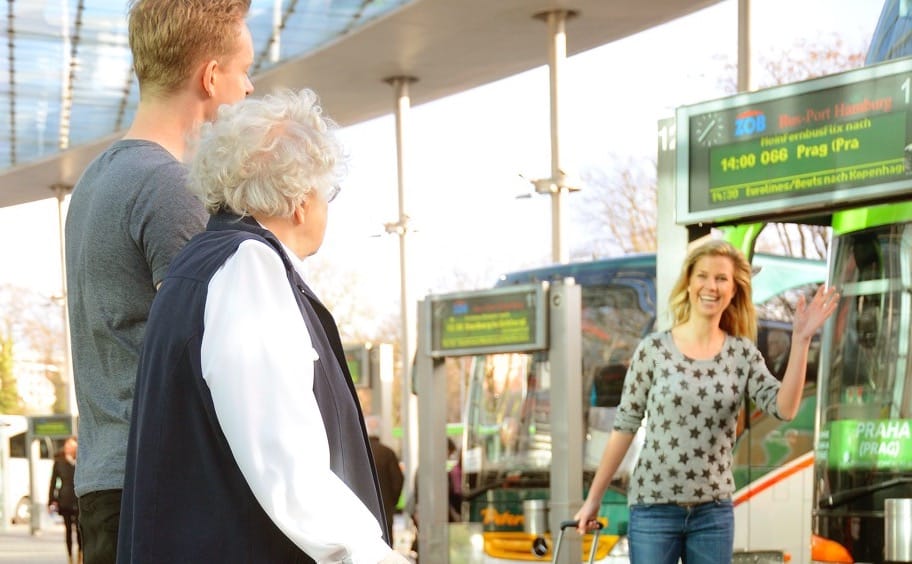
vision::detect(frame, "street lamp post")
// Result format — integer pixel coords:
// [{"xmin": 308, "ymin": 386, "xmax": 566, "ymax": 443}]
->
[
  {"xmin": 532, "ymin": 10, "xmax": 580, "ymax": 264},
  {"xmin": 383, "ymin": 75, "xmax": 419, "ymax": 503}
]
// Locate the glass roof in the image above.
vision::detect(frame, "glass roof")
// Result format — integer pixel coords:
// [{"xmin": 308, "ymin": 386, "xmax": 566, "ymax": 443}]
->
[{"xmin": 0, "ymin": 0, "xmax": 412, "ymax": 172}]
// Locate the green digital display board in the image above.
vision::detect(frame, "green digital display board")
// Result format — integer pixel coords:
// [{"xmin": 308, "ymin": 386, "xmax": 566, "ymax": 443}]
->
[
  {"xmin": 428, "ymin": 283, "xmax": 548, "ymax": 358},
  {"xmin": 28, "ymin": 415, "xmax": 74, "ymax": 439},
  {"xmin": 676, "ymin": 56, "xmax": 912, "ymax": 225},
  {"xmin": 343, "ymin": 344, "xmax": 370, "ymax": 388},
  {"xmin": 821, "ymin": 419, "xmax": 912, "ymax": 470}
]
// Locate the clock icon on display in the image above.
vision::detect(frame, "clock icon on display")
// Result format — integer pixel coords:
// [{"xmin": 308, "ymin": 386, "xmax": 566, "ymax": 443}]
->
[{"xmin": 694, "ymin": 112, "xmax": 726, "ymax": 147}]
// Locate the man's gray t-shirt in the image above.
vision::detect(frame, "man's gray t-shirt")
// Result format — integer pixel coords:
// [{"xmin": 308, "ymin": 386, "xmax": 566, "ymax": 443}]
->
[{"xmin": 66, "ymin": 140, "xmax": 207, "ymax": 496}]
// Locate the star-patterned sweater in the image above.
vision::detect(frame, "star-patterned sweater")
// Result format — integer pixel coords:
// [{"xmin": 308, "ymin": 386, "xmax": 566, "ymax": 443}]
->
[{"xmin": 613, "ymin": 330, "xmax": 784, "ymax": 506}]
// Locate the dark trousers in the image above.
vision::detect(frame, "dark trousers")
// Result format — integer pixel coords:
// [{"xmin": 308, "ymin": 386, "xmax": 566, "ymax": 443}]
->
[
  {"xmin": 77, "ymin": 490, "xmax": 121, "ymax": 564},
  {"xmin": 61, "ymin": 511, "xmax": 82, "ymax": 557}
]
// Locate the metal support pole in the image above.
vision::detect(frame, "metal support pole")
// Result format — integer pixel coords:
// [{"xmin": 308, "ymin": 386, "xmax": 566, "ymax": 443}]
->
[
  {"xmin": 548, "ymin": 280, "xmax": 583, "ymax": 564},
  {"xmin": 270, "ymin": 0, "xmax": 282, "ymax": 63},
  {"xmin": 548, "ymin": 10, "xmax": 569, "ymax": 263},
  {"xmin": 53, "ymin": 184, "xmax": 75, "ymax": 416},
  {"xmin": 375, "ymin": 343, "xmax": 396, "ymax": 446},
  {"xmin": 28, "ymin": 433, "xmax": 41, "ymax": 535},
  {"xmin": 655, "ymin": 118, "xmax": 689, "ymax": 330},
  {"xmin": 415, "ymin": 299, "xmax": 450, "ymax": 563},
  {"xmin": 738, "ymin": 0, "xmax": 751, "ymax": 93},
  {"xmin": 547, "ymin": 10, "xmax": 567, "ymax": 264},
  {"xmin": 57, "ymin": 0, "xmax": 72, "ymax": 151},
  {"xmin": 534, "ymin": 10, "xmax": 578, "ymax": 264},
  {"xmin": 384, "ymin": 75, "xmax": 419, "ymax": 504}
]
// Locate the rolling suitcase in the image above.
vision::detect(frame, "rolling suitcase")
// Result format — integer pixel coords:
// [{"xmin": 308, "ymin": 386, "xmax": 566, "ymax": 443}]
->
[{"xmin": 552, "ymin": 520, "xmax": 603, "ymax": 564}]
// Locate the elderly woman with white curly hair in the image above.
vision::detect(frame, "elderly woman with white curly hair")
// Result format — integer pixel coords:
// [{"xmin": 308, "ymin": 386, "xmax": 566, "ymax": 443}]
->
[{"xmin": 118, "ymin": 89, "xmax": 408, "ymax": 564}]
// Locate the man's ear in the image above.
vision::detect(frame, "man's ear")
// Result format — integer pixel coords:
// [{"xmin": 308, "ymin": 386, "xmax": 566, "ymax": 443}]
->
[{"xmin": 201, "ymin": 59, "xmax": 218, "ymax": 97}]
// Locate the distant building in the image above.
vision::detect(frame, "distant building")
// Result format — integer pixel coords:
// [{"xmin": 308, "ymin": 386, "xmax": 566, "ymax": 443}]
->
[{"xmin": 13, "ymin": 356, "xmax": 59, "ymax": 414}]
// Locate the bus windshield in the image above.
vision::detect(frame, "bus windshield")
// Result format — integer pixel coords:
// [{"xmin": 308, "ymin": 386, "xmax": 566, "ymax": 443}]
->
[{"xmin": 462, "ymin": 283, "xmax": 654, "ymax": 482}]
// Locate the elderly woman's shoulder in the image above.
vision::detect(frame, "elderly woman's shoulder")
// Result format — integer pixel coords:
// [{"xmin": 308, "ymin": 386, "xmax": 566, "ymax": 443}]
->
[{"xmin": 234, "ymin": 237, "xmax": 286, "ymax": 264}]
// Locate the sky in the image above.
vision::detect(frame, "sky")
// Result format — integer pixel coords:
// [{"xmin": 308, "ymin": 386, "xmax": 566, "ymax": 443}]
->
[{"xmin": 0, "ymin": 0, "xmax": 886, "ymax": 330}]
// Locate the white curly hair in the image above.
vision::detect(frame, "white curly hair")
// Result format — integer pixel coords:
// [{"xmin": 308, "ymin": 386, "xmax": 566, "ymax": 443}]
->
[{"xmin": 187, "ymin": 88, "xmax": 347, "ymax": 217}]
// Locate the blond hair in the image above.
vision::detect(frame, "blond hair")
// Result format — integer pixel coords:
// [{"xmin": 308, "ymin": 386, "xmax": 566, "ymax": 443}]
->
[
  {"xmin": 128, "ymin": 0, "xmax": 251, "ymax": 96},
  {"xmin": 668, "ymin": 239, "xmax": 757, "ymax": 339}
]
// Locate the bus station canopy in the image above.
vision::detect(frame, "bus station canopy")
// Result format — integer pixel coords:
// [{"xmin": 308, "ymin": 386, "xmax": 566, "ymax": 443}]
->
[{"xmin": 0, "ymin": 0, "xmax": 719, "ymax": 209}]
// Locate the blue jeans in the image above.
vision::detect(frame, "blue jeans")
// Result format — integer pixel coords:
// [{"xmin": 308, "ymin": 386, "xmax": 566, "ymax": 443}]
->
[{"xmin": 628, "ymin": 500, "xmax": 734, "ymax": 564}]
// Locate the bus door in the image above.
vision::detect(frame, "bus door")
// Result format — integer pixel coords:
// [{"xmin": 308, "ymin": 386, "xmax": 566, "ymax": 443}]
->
[{"xmin": 815, "ymin": 222, "xmax": 912, "ymax": 563}]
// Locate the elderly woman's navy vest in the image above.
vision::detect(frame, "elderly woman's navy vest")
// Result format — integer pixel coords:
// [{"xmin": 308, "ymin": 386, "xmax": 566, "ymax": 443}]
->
[{"xmin": 117, "ymin": 213, "xmax": 387, "ymax": 564}]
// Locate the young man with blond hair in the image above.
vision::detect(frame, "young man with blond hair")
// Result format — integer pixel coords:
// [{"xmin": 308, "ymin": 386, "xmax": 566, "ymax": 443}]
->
[{"xmin": 65, "ymin": 1, "xmax": 254, "ymax": 562}]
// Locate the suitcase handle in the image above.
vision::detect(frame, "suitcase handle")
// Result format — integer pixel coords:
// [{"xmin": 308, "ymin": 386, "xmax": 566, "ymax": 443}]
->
[
  {"xmin": 559, "ymin": 519, "xmax": 604, "ymax": 531},
  {"xmin": 553, "ymin": 520, "xmax": 604, "ymax": 563}
]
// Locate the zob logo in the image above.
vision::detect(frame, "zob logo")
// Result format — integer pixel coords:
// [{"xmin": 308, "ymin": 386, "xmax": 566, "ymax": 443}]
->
[{"xmin": 734, "ymin": 110, "xmax": 766, "ymax": 137}]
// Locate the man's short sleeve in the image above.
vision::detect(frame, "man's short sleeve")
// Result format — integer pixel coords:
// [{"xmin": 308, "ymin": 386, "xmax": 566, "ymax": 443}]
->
[{"xmin": 130, "ymin": 161, "xmax": 208, "ymax": 286}]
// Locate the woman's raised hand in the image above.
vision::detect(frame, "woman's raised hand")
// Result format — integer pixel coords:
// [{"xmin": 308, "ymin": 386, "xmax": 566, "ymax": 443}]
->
[{"xmin": 792, "ymin": 285, "xmax": 840, "ymax": 342}]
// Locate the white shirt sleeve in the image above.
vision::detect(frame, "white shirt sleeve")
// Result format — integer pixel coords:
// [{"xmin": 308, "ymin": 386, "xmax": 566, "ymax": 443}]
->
[{"xmin": 201, "ymin": 239, "xmax": 392, "ymax": 564}]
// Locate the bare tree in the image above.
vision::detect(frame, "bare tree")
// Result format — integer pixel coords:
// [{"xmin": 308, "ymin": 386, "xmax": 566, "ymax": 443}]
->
[
  {"xmin": 432, "ymin": 262, "xmax": 504, "ymax": 294},
  {"xmin": 573, "ymin": 156, "xmax": 658, "ymax": 257},
  {"xmin": 308, "ymin": 252, "xmax": 510, "ymax": 430},
  {"xmin": 717, "ymin": 33, "xmax": 869, "ymax": 94},
  {"xmin": 576, "ymin": 34, "xmax": 868, "ymax": 260},
  {"xmin": 727, "ymin": 34, "xmax": 867, "ymax": 258},
  {"xmin": 0, "ymin": 321, "xmax": 21, "ymax": 414},
  {"xmin": 300, "ymin": 257, "xmax": 417, "ymax": 426},
  {"xmin": 754, "ymin": 223, "xmax": 830, "ymax": 260},
  {"xmin": 0, "ymin": 284, "xmax": 65, "ymax": 413},
  {"xmin": 20, "ymin": 302, "xmax": 67, "ymax": 413},
  {"xmin": 304, "ymin": 256, "xmax": 392, "ymax": 344}
]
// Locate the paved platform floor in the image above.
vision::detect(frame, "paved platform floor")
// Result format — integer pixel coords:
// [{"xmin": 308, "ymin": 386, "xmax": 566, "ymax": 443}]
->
[
  {"xmin": 0, "ymin": 515, "xmax": 417, "ymax": 563},
  {"xmin": 0, "ymin": 523, "xmax": 72, "ymax": 564}
]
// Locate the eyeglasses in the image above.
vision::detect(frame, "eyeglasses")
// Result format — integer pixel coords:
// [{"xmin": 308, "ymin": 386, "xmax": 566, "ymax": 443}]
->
[{"xmin": 326, "ymin": 185, "xmax": 341, "ymax": 203}]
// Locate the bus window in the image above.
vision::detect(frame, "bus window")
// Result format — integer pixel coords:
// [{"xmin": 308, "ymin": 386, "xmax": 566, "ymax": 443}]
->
[
  {"xmin": 581, "ymin": 284, "xmax": 652, "ymax": 411},
  {"xmin": 824, "ymin": 228, "xmax": 906, "ymax": 421},
  {"xmin": 8, "ymin": 432, "xmax": 53, "ymax": 460},
  {"xmin": 755, "ymin": 282, "xmax": 824, "ymax": 384},
  {"xmin": 1, "ymin": 418, "xmax": 55, "ymax": 525}
]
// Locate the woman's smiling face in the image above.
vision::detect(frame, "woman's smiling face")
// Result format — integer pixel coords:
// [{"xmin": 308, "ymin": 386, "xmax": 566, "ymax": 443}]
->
[{"xmin": 688, "ymin": 254, "xmax": 736, "ymax": 320}]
